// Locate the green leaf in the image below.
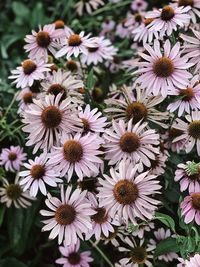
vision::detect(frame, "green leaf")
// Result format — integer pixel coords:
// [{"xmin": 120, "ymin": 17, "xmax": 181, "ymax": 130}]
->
[
  {"xmin": 155, "ymin": 212, "xmax": 176, "ymax": 232},
  {"xmin": 154, "ymin": 237, "xmax": 179, "ymax": 257},
  {"xmin": 12, "ymin": 2, "xmax": 30, "ymax": 19},
  {"xmin": 0, "ymin": 205, "xmax": 5, "ymax": 226},
  {"xmin": 86, "ymin": 69, "xmax": 95, "ymax": 90}
]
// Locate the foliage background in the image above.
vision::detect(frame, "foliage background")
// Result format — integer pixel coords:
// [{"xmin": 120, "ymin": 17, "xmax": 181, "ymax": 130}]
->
[{"xmin": 0, "ymin": 0, "xmax": 188, "ymax": 267}]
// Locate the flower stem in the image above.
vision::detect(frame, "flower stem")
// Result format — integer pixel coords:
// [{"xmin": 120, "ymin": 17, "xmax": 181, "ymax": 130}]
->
[{"xmin": 88, "ymin": 239, "xmax": 114, "ymax": 267}]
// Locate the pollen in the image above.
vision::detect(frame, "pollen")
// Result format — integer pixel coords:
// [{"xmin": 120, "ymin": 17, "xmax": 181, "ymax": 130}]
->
[
  {"xmin": 36, "ymin": 31, "xmax": 51, "ymax": 48},
  {"xmin": 55, "ymin": 204, "xmax": 76, "ymax": 225},
  {"xmin": 63, "ymin": 140, "xmax": 83, "ymax": 163},
  {"xmin": 30, "ymin": 164, "xmax": 45, "ymax": 180},
  {"xmin": 153, "ymin": 57, "xmax": 174, "ymax": 78},
  {"xmin": 120, "ymin": 132, "xmax": 140, "ymax": 153},
  {"xmin": 126, "ymin": 102, "xmax": 148, "ymax": 123},
  {"xmin": 41, "ymin": 106, "xmax": 62, "ymax": 128},
  {"xmin": 68, "ymin": 34, "xmax": 82, "ymax": 46},
  {"xmin": 188, "ymin": 120, "xmax": 200, "ymax": 139},
  {"xmin": 22, "ymin": 60, "xmax": 37, "ymax": 75}
]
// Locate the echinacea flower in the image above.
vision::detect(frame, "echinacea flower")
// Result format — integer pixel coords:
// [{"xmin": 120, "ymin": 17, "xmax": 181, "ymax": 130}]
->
[
  {"xmin": 0, "ymin": 146, "xmax": 27, "ymax": 172},
  {"xmin": 103, "ymin": 119, "xmax": 159, "ymax": 167},
  {"xmin": 86, "ymin": 193, "xmax": 119, "ymax": 240},
  {"xmin": 78, "ymin": 104, "xmax": 107, "ymax": 134},
  {"xmin": 98, "ymin": 160, "xmax": 161, "ymax": 224},
  {"xmin": 180, "ymin": 192, "xmax": 200, "ymax": 225},
  {"xmin": 181, "ymin": 29, "xmax": 200, "ymax": 74},
  {"xmin": 16, "ymin": 87, "xmax": 39, "ymax": 113},
  {"xmin": 100, "ymin": 19, "xmax": 115, "ymax": 36},
  {"xmin": 0, "ymin": 175, "xmax": 34, "ymax": 208},
  {"xmin": 146, "ymin": 5, "xmax": 191, "ymax": 38},
  {"xmin": 177, "ymin": 257, "xmax": 186, "ymax": 267},
  {"xmin": 56, "ymin": 31, "xmax": 96, "ymax": 59},
  {"xmin": 81, "ymin": 36, "xmax": 117, "ymax": 65},
  {"xmin": 40, "ymin": 185, "xmax": 95, "ymax": 244},
  {"xmin": 131, "ymin": 0, "xmax": 148, "ymax": 12},
  {"xmin": 22, "ymin": 93, "xmax": 81, "ymax": 153},
  {"xmin": 163, "ymin": 126, "xmax": 185, "ymax": 153},
  {"xmin": 118, "ymin": 237, "xmax": 155, "ymax": 267},
  {"xmin": 167, "ymin": 76, "xmax": 200, "ymax": 116},
  {"xmin": 56, "ymin": 239, "xmax": 93, "ymax": 267},
  {"xmin": 150, "ymin": 228, "xmax": 178, "ymax": 262},
  {"xmin": 75, "ymin": 0, "xmax": 104, "ymax": 16},
  {"xmin": 173, "ymin": 111, "xmax": 200, "ymax": 156},
  {"xmin": 19, "ymin": 153, "xmax": 61, "ymax": 197},
  {"xmin": 173, "ymin": 0, "xmax": 200, "ymax": 23},
  {"xmin": 175, "ymin": 162, "xmax": 200, "ymax": 193},
  {"xmin": 9, "ymin": 58, "xmax": 51, "ymax": 88},
  {"xmin": 41, "ymin": 69, "xmax": 83, "ymax": 101},
  {"xmin": 131, "ymin": 222, "xmax": 155, "ymax": 239},
  {"xmin": 185, "ymin": 254, "xmax": 200, "ymax": 267},
  {"xmin": 134, "ymin": 39, "xmax": 193, "ymax": 97},
  {"xmin": 48, "ymin": 132, "xmax": 103, "ymax": 181},
  {"xmin": 116, "ymin": 20, "xmax": 131, "ymax": 39},
  {"xmin": 149, "ymin": 153, "xmax": 168, "ymax": 176},
  {"xmin": 105, "ymin": 86, "xmax": 168, "ymax": 128},
  {"xmin": 24, "ymin": 24, "xmax": 63, "ymax": 60}
]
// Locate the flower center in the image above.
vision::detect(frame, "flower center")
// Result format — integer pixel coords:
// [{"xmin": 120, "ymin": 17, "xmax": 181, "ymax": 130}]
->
[
  {"xmin": 81, "ymin": 118, "xmax": 90, "ymax": 133},
  {"xmin": 179, "ymin": 87, "xmax": 194, "ymax": 101},
  {"xmin": 30, "ymin": 80, "xmax": 41, "ymax": 93},
  {"xmin": 23, "ymin": 92, "xmax": 33, "ymax": 104},
  {"xmin": 55, "ymin": 204, "xmax": 76, "ymax": 225},
  {"xmin": 153, "ymin": 57, "xmax": 174, "ymax": 78},
  {"xmin": 66, "ymin": 60, "xmax": 78, "ymax": 72},
  {"xmin": 36, "ymin": 31, "xmax": 51, "ymax": 48},
  {"xmin": 22, "ymin": 60, "xmax": 37, "ymax": 75},
  {"xmin": 126, "ymin": 102, "xmax": 148, "ymax": 123},
  {"xmin": 120, "ymin": 132, "xmax": 140, "ymax": 153},
  {"xmin": 87, "ymin": 46, "xmax": 99, "ymax": 53},
  {"xmin": 68, "ymin": 252, "xmax": 81, "ymax": 265},
  {"xmin": 54, "ymin": 20, "xmax": 65, "ymax": 29},
  {"xmin": 41, "ymin": 106, "xmax": 62, "ymax": 128},
  {"xmin": 30, "ymin": 164, "xmax": 45, "ymax": 180},
  {"xmin": 63, "ymin": 140, "xmax": 83, "ymax": 163},
  {"xmin": 113, "ymin": 56, "xmax": 122, "ymax": 64},
  {"xmin": 144, "ymin": 18, "xmax": 154, "ymax": 26},
  {"xmin": 188, "ymin": 121, "xmax": 200, "ymax": 139},
  {"xmin": 113, "ymin": 179, "xmax": 139, "ymax": 205},
  {"xmin": 168, "ymin": 127, "xmax": 183, "ymax": 139},
  {"xmin": 6, "ymin": 184, "xmax": 22, "ymax": 200},
  {"xmin": 68, "ymin": 34, "xmax": 82, "ymax": 46},
  {"xmin": 92, "ymin": 207, "xmax": 108, "ymax": 224},
  {"xmin": 47, "ymin": 84, "xmax": 66, "ymax": 98},
  {"xmin": 130, "ymin": 246, "xmax": 147, "ymax": 264},
  {"xmin": 78, "ymin": 178, "xmax": 97, "ymax": 193},
  {"xmin": 192, "ymin": 193, "xmax": 200, "ymax": 210},
  {"xmin": 161, "ymin": 6, "xmax": 175, "ymax": 21},
  {"xmin": 178, "ymin": 0, "xmax": 194, "ymax": 7},
  {"xmin": 8, "ymin": 152, "xmax": 17, "ymax": 161},
  {"xmin": 135, "ymin": 13, "xmax": 143, "ymax": 23}
]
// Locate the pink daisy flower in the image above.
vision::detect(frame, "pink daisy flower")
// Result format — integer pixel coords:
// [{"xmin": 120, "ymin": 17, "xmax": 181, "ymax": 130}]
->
[
  {"xmin": 118, "ymin": 237, "xmax": 155, "ymax": 267},
  {"xmin": 186, "ymin": 254, "xmax": 200, "ymax": 266},
  {"xmin": 86, "ymin": 193, "xmax": 119, "ymax": 240},
  {"xmin": 100, "ymin": 19, "xmax": 115, "ymax": 36},
  {"xmin": 103, "ymin": 119, "xmax": 159, "ymax": 167},
  {"xmin": 56, "ymin": 239, "xmax": 93, "ymax": 267},
  {"xmin": 16, "ymin": 87, "xmax": 40, "ymax": 114},
  {"xmin": 0, "ymin": 146, "xmax": 27, "ymax": 172},
  {"xmin": 131, "ymin": 222, "xmax": 155, "ymax": 239},
  {"xmin": 116, "ymin": 20, "xmax": 131, "ymax": 39},
  {"xmin": 19, "ymin": 153, "xmax": 62, "ymax": 197},
  {"xmin": 22, "ymin": 93, "xmax": 81, "ymax": 153},
  {"xmin": 131, "ymin": 0, "xmax": 148, "ymax": 12},
  {"xmin": 177, "ymin": 257, "xmax": 186, "ymax": 267},
  {"xmin": 98, "ymin": 160, "xmax": 161, "ymax": 224},
  {"xmin": 9, "ymin": 58, "xmax": 51, "ymax": 88},
  {"xmin": 134, "ymin": 39, "xmax": 193, "ymax": 97},
  {"xmin": 146, "ymin": 5, "xmax": 191, "ymax": 38},
  {"xmin": 180, "ymin": 192, "xmax": 200, "ymax": 225},
  {"xmin": 150, "ymin": 228, "xmax": 178, "ymax": 262},
  {"xmin": 48, "ymin": 132, "xmax": 103, "ymax": 181},
  {"xmin": 78, "ymin": 104, "xmax": 107, "ymax": 134},
  {"xmin": 56, "ymin": 31, "xmax": 96, "ymax": 59},
  {"xmin": 175, "ymin": 162, "xmax": 200, "ymax": 193},
  {"xmin": 167, "ymin": 76, "xmax": 200, "ymax": 116},
  {"xmin": 149, "ymin": 153, "xmax": 168, "ymax": 176},
  {"xmin": 162, "ymin": 126, "xmax": 185, "ymax": 153},
  {"xmin": 173, "ymin": 111, "xmax": 200, "ymax": 156},
  {"xmin": 53, "ymin": 20, "xmax": 73, "ymax": 36},
  {"xmin": 132, "ymin": 18, "xmax": 159, "ymax": 44},
  {"xmin": 41, "ymin": 69, "xmax": 84, "ymax": 101},
  {"xmin": 75, "ymin": 0, "xmax": 104, "ymax": 16},
  {"xmin": 0, "ymin": 175, "xmax": 34, "ymax": 208},
  {"xmin": 181, "ymin": 29, "xmax": 200, "ymax": 74},
  {"xmin": 81, "ymin": 36, "xmax": 118, "ymax": 65},
  {"xmin": 40, "ymin": 185, "xmax": 95, "ymax": 244},
  {"xmin": 24, "ymin": 24, "xmax": 63, "ymax": 61},
  {"xmin": 173, "ymin": 0, "xmax": 200, "ymax": 23}
]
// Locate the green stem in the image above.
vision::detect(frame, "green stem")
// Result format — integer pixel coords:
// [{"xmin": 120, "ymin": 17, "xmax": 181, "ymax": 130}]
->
[
  {"xmin": 2, "ymin": 92, "xmax": 17, "ymax": 119},
  {"xmin": 88, "ymin": 239, "xmax": 114, "ymax": 267}
]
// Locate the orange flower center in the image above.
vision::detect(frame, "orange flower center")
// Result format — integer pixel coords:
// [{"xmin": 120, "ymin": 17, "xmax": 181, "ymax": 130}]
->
[
  {"xmin": 120, "ymin": 132, "xmax": 140, "ymax": 153},
  {"xmin": 63, "ymin": 140, "xmax": 83, "ymax": 163},
  {"xmin": 36, "ymin": 31, "xmax": 51, "ymax": 48},
  {"xmin": 31, "ymin": 164, "xmax": 45, "ymax": 180},
  {"xmin": 22, "ymin": 60, "xmax": 37, "ymax": 75}
]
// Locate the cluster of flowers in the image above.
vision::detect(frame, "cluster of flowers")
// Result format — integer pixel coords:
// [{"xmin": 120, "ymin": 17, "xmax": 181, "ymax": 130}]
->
[{"xmin": 1, "ymin": 0, "xmax": 200, "ymax": 266}]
